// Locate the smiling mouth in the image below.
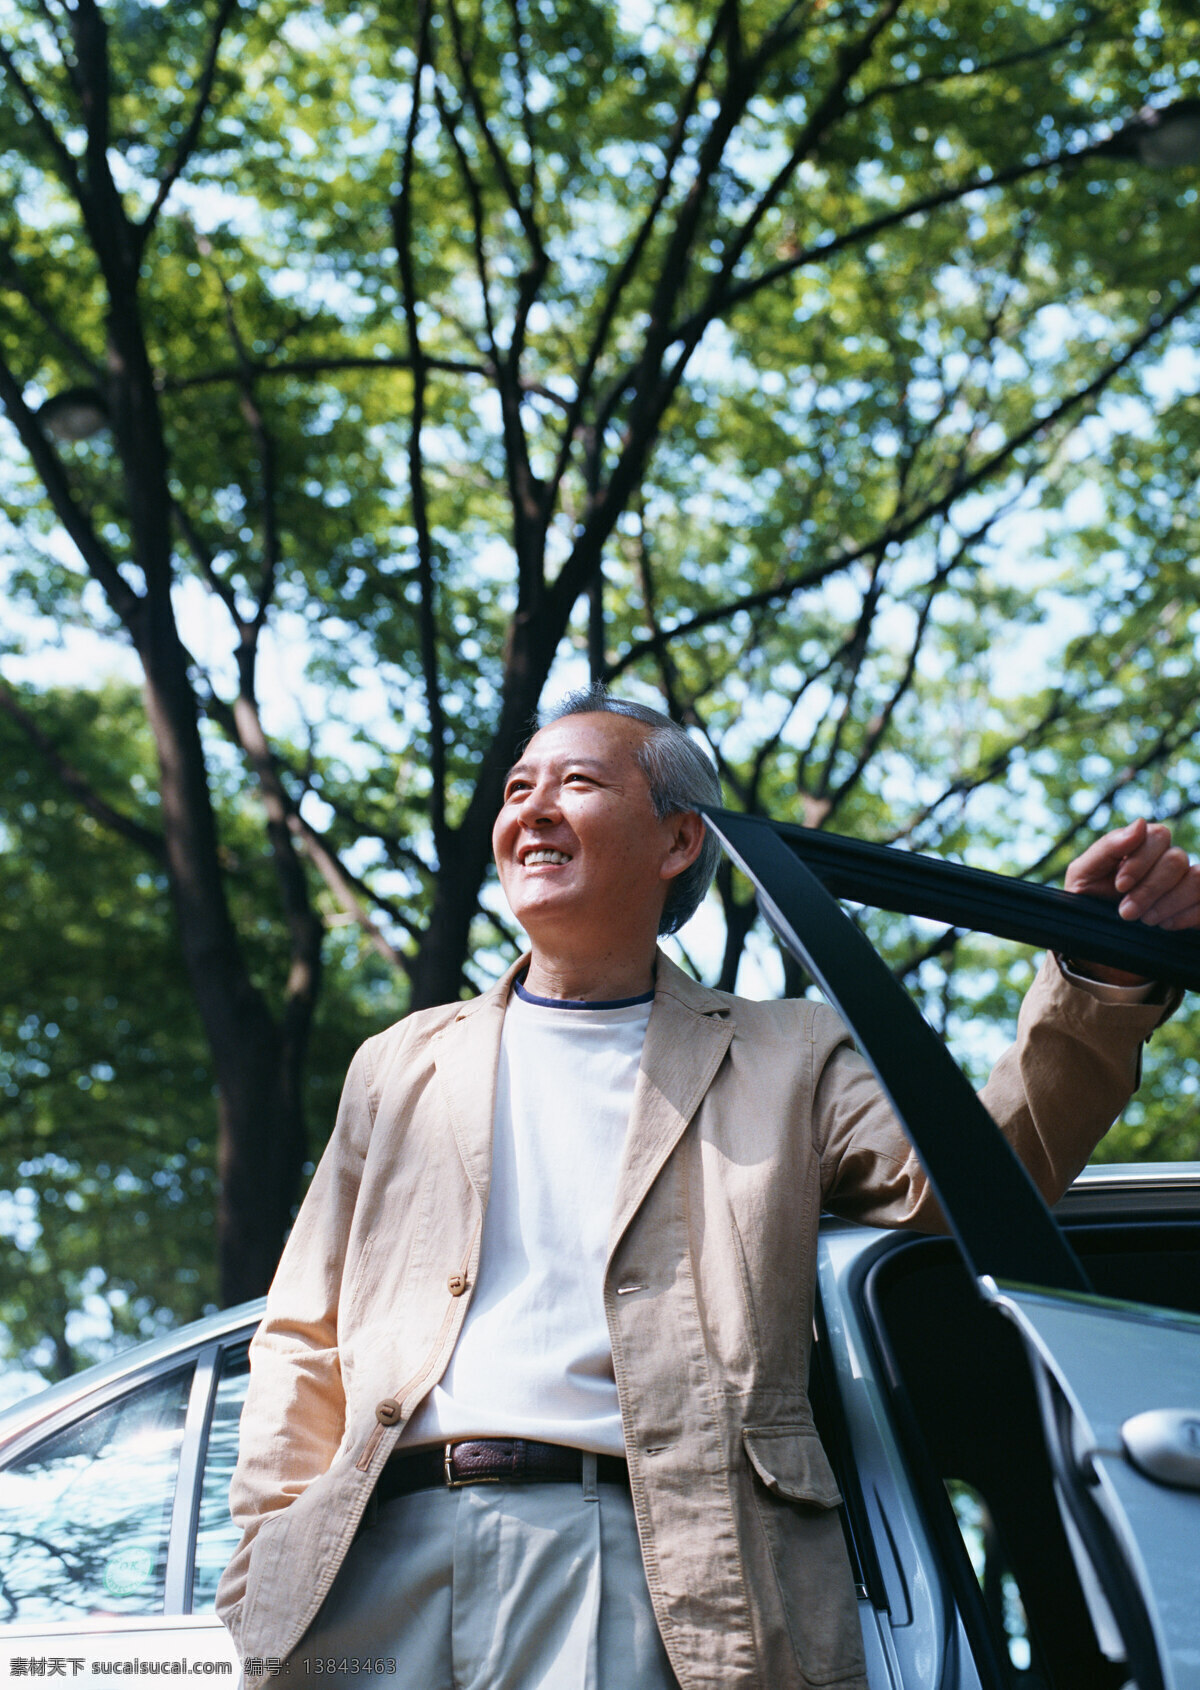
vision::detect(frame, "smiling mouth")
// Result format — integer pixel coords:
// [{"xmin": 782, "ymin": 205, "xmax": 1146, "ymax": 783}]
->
[{"xmin": 522, "ymin": 848, "xmax": 572, "ymax": 865}]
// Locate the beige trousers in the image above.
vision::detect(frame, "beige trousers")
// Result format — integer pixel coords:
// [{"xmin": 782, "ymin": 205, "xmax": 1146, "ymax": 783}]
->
[{"xmin": 286, "ymin": 1460, "xmax": 681, "ymax": 1690}]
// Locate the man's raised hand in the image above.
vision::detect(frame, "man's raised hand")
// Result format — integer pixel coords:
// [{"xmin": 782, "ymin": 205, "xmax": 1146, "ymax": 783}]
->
[{"xmin": 1065, "ymin": 818, "xmax": 1200, "ymax": 932}]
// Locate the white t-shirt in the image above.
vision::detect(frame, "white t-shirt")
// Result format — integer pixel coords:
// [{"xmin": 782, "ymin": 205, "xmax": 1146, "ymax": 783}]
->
[{"xmin": 400, "ymin": 979, "xmax": 652, "ymax": 1456}]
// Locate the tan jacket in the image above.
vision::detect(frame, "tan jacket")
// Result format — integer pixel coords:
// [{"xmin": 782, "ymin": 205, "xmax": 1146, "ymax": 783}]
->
[{"xmin": 217, "ymin": 952, "xmax": 1170, "ymax": 1689}]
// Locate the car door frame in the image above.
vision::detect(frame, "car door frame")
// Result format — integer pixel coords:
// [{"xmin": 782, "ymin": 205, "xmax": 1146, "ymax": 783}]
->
[{"xmin": 701, "ymin": 807, "xmax": 1200, "ymax": 1690}]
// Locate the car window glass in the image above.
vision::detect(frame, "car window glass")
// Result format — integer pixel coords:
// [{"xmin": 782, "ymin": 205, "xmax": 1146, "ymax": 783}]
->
[
  {"xmin": 948, "ymin": 1479, "xmax": 1033, "ymax": 1675},
  {"xmin": 190, "ymin": 1343, "xmax": 251, "ymax": 1613},
  {"xmin": 0, "ymin": 1366, "xmax": 191, "ymax": 1623}
]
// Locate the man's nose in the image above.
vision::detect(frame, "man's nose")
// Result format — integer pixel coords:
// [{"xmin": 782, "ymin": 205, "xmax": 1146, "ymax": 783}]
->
[{"xmin": 515, "ymin": 781, "xmax": 559, "ymax": 824}]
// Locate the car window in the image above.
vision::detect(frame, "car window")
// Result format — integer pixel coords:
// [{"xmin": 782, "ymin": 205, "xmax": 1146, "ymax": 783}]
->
[
  {"xmin": 0, "ymin": 1366, "xmax": 192, "ymax": 1623},
  {"xmin": 948, "ymin": 1479, "xmax": 1034, "ymax": 1676},
  {"xmin": 190, "ymin": 1343, "xmax": 251, "ymax": 1613}
]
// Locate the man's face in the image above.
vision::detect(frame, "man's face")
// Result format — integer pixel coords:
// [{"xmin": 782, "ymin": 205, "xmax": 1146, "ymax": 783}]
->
[{"xmin": 492, "ymin": 712, "xmax": 690, "ymax": 947}]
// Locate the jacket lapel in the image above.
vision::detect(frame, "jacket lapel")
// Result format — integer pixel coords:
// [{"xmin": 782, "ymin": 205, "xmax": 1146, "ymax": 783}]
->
[
  {"xmin": 608, "ymin": 953, "xmax": 734, "ymax": 1261},
  {"xmin": 432, "ymin": 957, "xmax": 525, "ymax": 1201}
]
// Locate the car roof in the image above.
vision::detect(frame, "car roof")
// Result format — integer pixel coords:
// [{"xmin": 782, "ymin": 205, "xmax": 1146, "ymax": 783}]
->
[
  {"xmin": 1055, "ymin": 1160, "xmax": 1200, "ymax": 1218},
  {"xmin": 0, "ymin": 1296, "xmax": 264, "ymax": 1449}
]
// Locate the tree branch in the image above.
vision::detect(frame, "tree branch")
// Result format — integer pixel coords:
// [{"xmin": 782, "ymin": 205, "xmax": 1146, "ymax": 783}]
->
[
  {"xmin": 393, "ymin": 0, "xmax": 448, "ymax": 857},
  {"xmin": 70, "ymin": 1, "xmax": 118, "ymax": 224},
  {"xmin": 0, "ymin": 252, "xmax": 104, "ymax": 380},
  {"xmin": 0, "ymin": 354, "xmax": 144, "ymax": 629},
  {"xmin": 676, "ymin": 122, "xmax": 1149, "ymax": 337},
  {"xmin": 825, "ymin": 551, "xmax": 963, "ymax": 817},
  {"xmin": 888, "ymin": 689, "xmax": 1071, "ymax": 847},
  {"xmin": 544, "ymin": 0, "xmax": 736, "ymax": 511},
  {"xmin": 0, "ymin": 682, "xmax": 166, "ymax": 860},
  {"xmin": 445, "ymin": 0, "xmax": 546, "ymax": 262},
  {"xmin": 692, "ymin": 0, "xmax": 907, "ymax": 324},
  {"xmin": 583, "ymin": 0, "xmax": 903, "ymax": 451},
  {"xmin": 171, "ymin": 495, "xmax": 244, "ymax": 624},
  {"xmin": 33, "ymin": 0, "xmax": 79, "ymax": 93},
  {"xmin": 197, "ymin": 682, "xmax": 417, "ymax": 967},
  {"xmin": 432, "ymin": 48, "xmax": 550, "ymax": 597},
  {"xmin": 607, "ymin": 276, "xmax": 1200, "ymax": 675},
  {"xmin": 853, "ymin": 18, "xmax": 1097, "ymax": 115},
  {"xmin": 539, "ymin": 5, "xmax": 912, "ymax": 639},
  {"xmin": 140, "ymin": 0, "xmax": 240, "ymax": 240},
  {"xmin": 1022, "ymin": 712, "xmax": 1200, "ymax": 881},
  {"xmin": 505, "ymin": 0, "xmax": 538, "ymax": 199},
  {"xmin": 195, "ymin": 230, "xmax": 281, "ymax": 628},
  {"xmin": 157, "ymin": 350, "xmax": 491, "ymax": 392},
  {"xmin": 0, "ymin": 36, "xmax": 83, "ymax": 198},
  {"xmin": 287, "ymin": 812, "xmax": 415, "ymax": 970},
  {"xmin": 629, "ymin": 514, "xmax": 684, "ymax": 720},
  {"xmin": 813, "ymin": 554, "xmax": 887, "ymax": 800}
]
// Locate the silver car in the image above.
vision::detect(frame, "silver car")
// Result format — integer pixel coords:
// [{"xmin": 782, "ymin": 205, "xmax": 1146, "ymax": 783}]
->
[
  {"xmin": 1, "ymin": 812, "xmax": 1197, "ymax": 1687},
  {"xmin": 0, "ymin": 1301, "xmax": 254, "ymax": 1676}
]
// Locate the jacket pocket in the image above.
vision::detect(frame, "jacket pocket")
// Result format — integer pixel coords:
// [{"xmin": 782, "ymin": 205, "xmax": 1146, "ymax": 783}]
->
[
  {"xmin": 742, "ymin": 1425, "xmax": 865, "ymax": 1689},
  {"xmin": 743, "ymin": 1423, "xmax": 843, "ymax": 1509}
]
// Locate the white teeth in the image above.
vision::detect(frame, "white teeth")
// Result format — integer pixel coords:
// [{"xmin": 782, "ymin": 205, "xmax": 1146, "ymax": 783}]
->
[{"xmin": 524, "ymin": 849, "xmax": 571, "ymax": 865}]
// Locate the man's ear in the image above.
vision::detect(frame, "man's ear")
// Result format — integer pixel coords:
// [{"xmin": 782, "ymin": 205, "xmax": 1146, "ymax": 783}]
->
[{"xmin": 661, "ymin": 811, "xmax": 706, "ymax": 881}]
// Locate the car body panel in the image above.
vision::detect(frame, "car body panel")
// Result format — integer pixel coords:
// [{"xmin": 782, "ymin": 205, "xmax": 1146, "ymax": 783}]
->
[
  {"xmin": 0, "ymin": 1613, "xmax": 238, "ymax": 1677},
  {"xmin": 988, "ymin": 1283, "xmax": 1200, "ymax": 1690}
]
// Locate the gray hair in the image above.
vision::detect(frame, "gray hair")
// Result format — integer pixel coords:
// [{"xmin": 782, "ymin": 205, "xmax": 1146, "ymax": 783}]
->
[{"xmin": 540, "ymin": 684, "xmax": 722, "ymax": 936}]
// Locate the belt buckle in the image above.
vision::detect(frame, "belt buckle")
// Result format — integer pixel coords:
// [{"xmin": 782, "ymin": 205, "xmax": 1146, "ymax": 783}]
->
[{"xmin": 444, "ymin": 1439, "xmax": 504, "ymax": 1487}]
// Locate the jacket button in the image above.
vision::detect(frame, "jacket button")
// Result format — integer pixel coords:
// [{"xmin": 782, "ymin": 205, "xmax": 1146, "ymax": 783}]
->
[
  {"xmin": 448, "ymin": 1273, "xmax": 468, "ymax": 1296},
  {"xmin": 375, "ymin": 1398, "xmax": 402, "ymax": 1426}
]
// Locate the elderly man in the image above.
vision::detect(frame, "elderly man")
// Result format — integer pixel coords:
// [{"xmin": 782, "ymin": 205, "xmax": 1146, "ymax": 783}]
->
[{"xmin": 217, "ymin": 687, "xmax": 1198, "ymax": 1690}]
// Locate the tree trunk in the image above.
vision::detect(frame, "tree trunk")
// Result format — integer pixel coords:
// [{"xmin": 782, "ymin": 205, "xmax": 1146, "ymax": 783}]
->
[
  {"xmin": 214, "ymin": 1013, "xmax": 309, "ymax": 1303},
  {"xmin": 140, "ymin": 650, "xmax": 312, "ymax": 1302}
]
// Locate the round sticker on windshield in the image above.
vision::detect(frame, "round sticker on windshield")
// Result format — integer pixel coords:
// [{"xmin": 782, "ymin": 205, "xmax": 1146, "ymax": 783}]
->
[{"xmin": 104, "ymin": 1545, "xmax": 155, "ymax": 1596}]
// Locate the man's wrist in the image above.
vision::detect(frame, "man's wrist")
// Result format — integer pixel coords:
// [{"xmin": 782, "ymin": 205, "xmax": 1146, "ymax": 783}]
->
[
  {"xmin": 1058, "ymin": 955, "xmax": 1160, "ymax": 1001},
  {"xmin": 1063, "ymin": 956, "xmax": 1148, "ymax": 988}
]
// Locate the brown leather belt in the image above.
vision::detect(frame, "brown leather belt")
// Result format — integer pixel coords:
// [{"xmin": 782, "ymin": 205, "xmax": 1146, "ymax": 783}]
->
[{"xmin": 377, "ymin": 1438, "xmax": 629, "ymax": 1501}]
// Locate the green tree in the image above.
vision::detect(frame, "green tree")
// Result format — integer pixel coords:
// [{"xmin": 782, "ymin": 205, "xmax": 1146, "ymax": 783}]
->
[
  {"xmin": 0, "ymin": 681, "xmax": 388, "ymax": 1376},
  {"xmin": 2, "ymin": 0, "xmax": 1199, "ymax": 1331}
]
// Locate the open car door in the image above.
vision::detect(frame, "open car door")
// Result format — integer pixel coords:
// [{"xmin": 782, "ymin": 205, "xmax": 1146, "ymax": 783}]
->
[{"xmin": 702, "ymin": 809, "xmax": 1200, "ymax": 1690}]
